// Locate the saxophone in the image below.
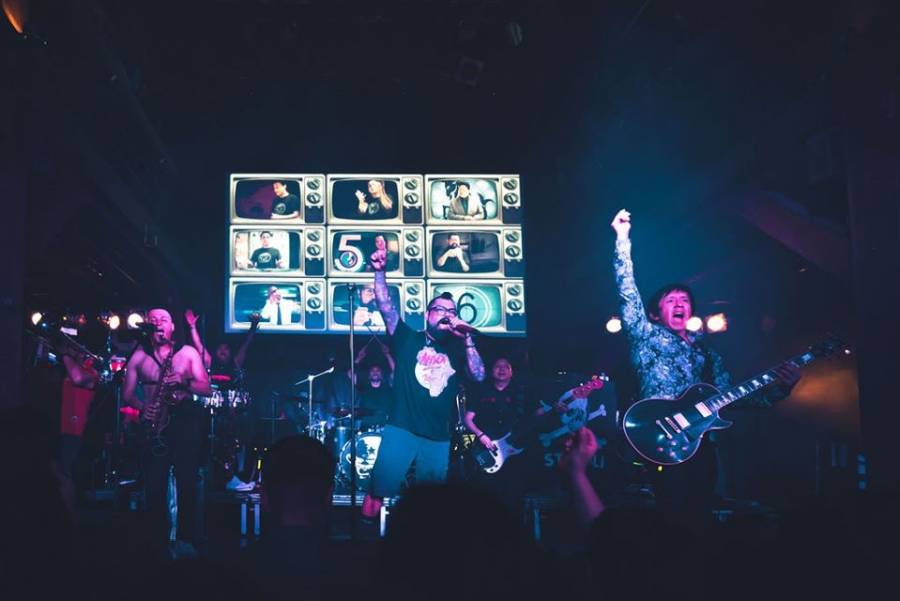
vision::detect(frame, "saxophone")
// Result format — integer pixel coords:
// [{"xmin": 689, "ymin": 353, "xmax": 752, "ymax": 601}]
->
[{"xmin": 143, "ymin": 351, "xmax": 175, "ymax": 437}]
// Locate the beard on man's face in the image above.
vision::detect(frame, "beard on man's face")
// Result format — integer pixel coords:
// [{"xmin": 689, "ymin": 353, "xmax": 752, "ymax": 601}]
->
[{"xmin": 426, "ymin": 321, "xmax": 453, "ymax": 341}]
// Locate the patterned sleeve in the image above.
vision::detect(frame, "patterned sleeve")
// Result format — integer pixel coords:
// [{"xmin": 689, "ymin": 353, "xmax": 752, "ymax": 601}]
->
[
  {"xmin": 613, "ymin": 238, "xmax": 652, "ymax": 340},
  {"xmin": 710, "ymin": 348, "xmax": 732, "ymax": 390}
]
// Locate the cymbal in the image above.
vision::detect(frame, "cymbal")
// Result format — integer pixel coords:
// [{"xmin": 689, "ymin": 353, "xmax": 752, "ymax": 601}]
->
[{"xmin": 331, "ymin": 407, "xmax": 376, "ymax": 417}]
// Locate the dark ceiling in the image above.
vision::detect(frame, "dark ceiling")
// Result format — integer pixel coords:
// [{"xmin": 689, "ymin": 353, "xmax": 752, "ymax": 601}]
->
[{"xmin": 9, "ymin": 0, "xmax": 898, "ymax": 373}]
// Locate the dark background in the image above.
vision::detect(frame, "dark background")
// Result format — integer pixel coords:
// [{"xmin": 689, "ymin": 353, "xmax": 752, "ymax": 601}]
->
[{"xmin": 8, "ymin": 0, "xmax": 898, "ymax": 502}]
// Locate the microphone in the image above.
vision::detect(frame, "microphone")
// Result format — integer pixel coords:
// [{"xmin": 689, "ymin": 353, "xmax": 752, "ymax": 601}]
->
[
  {"xmin": 136, "ymin": 322, "xmax": 161, "ymax": 336},
  {"xmin": 438, "ymin": 317, "xmax": 481, "ymax": 336}
]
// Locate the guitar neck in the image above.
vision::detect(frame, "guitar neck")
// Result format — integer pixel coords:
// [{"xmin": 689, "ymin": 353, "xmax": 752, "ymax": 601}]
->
[{"xmin": 703, "ymin": 349, "xmax": 819, "ymax": 413}]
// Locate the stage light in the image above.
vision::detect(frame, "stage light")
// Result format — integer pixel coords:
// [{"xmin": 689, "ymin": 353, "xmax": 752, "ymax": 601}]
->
[
  {"xmin": 706, "ymin": 313, "xmax": 728, "ymax": 333},
  {"xmin": 30, "ymin": 311, "xmax": 42, "ymax": 325},
  {"xmin": 606, "ymin": 317, "xmax": 622, "ymax": 334},
  {"xmin": 685, "ymin": 316, "xmax": 703, "ymax": 332},
  {"xmin": 2, "ymin": 0, "xmax": 28, "ymax": 35},
  {"xmin": 107, "ymin": 314, "xmax": 121, "ymax": 330},
  {"xmin": 127, "ymin": 312, "xmax": 144, "ymax": 329}
]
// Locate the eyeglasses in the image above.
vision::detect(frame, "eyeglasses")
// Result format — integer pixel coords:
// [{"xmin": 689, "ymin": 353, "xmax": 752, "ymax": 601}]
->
[{"xmin": 428, "ymin": 306, "xmax": 457, "ymax": 317}]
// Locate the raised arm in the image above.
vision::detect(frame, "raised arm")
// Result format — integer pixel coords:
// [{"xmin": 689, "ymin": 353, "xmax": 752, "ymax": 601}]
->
[
  {"xmin": 370, "ymin": 235, "xmax": 399, "ymax": 336},
  {"xmin": 61, "ymin": 354, "xmax": 99, "ymax": 390},
  {"xmin": 234, "ymin": 313, "xmax": 260, "ymax": 370},
  {"xmin": 560, "ymin": 427, "xmax": 605, "ymax": 526},
  {"xmin": 185, "ymin": 309, "xmax": 211, "ymax": 369},
  {"xmin": 380, "ymin": 340, "xmax": 396, "ymax": 375},
  {"xmin": 611, "ymin": 209, "xmax": 652, "ymax": 339},
  {"xmin": 463, "ymin": 334, "xmax": 485, "ymax": 382}
]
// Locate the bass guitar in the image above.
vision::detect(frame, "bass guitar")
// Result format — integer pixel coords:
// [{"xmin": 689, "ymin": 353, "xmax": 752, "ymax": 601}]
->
[
  {"xmin": 622, "ymin": 336, "xmax": 848, "ymax": 466},
  {"xmin": 471, "ymin": 375, "xmax": 608, "ymax": 474}
]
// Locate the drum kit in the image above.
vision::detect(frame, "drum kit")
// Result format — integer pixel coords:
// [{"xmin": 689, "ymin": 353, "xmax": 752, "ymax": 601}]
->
[{"xmin": 306, "ymin": 404, "xmax": 384, "ymax": 489}]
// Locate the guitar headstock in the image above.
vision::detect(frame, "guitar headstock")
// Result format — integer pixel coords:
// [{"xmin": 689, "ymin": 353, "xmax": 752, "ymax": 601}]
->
[
  {"xmin": 810, "ymin": 334, "xmax": 851, "ymax": 359},
  {"xmin": 572, "ymin": 374, "xmax": 608, "ymax": 400}
]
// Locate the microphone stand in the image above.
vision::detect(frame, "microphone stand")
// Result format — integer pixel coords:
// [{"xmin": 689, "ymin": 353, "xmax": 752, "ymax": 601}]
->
[
  {"xmin": 294, "ymin": 366, "xmax": 335, "ymax": 437},
  {"xmin": 347, "ymin": 284, "xmax": 359, "ymax": 531}
]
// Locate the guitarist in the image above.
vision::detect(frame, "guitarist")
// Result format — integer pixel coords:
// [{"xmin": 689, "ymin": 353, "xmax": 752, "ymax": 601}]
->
[
  {"xmin": 123, "ymin": 308, "xmax": 212, "ymax": 552},
  {"xmin": 610, "ymin": 209, "xmax": 800, "ymax": 531},
  {"xmin": 463, "ymin": 357, "xmax": 530, "ymax": 506}
]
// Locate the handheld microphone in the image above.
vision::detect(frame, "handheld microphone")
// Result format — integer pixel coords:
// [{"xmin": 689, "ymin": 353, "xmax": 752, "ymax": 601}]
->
[
  {"xmin": 136, "ymin": 322, "xmax": 161, "ymax": 335},
  {"xmin": 438, "ymin": 317, "xmax": 481, "ymax": 336}
]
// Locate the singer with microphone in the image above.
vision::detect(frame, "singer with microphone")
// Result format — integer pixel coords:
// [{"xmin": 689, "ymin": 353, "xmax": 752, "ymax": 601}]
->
[
  {"xmin": 361, "ymin": 236, "xmax": 486, "ymax": 519},
  {"xmin": 123, "ymin": 308, "xmax": 212, "ymax": 553}
]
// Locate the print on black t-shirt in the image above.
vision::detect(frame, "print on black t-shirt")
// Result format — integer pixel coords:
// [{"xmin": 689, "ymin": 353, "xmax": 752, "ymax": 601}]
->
[
  {"xmin": 250, "ymin": 246, "xmax": 282, "ymax": 269},
  {"xmin": 387, "ymin": 321, "xmax": 466, "ymax": 441}
]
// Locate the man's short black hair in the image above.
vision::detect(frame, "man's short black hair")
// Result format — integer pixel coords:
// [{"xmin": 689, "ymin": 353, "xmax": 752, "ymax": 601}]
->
[
  {"xmin": 457, "ymin": 181, "xmax": 470, "ymax": 190},
  {"xmin": 263, "ymin": 435, "xmax": 335, "ymax": 517},
  {"xmin": 260, "ymin": 230, "xmax": 273, "ymax": 237},
  {"xmin": 426, "ymin": 292, "xmax": 454, "ymax": 311},
  {"xmin": 647, "ymin": 283, "xmax": 696, "ymax": 320}
]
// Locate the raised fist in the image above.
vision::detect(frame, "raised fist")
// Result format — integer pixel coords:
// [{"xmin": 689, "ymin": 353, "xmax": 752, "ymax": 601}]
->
[{"xmin": 611, "ymin": 209, "xmax": 631, "ymax": 240}]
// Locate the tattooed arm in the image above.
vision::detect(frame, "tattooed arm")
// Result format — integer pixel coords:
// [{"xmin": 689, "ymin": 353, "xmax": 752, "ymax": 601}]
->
[
  {"xmin": 370, "ymin": 236, "xmax": 399, "ymax": 336},
  {"xmin": 464, "ymin": 334, "xmax": 486, "ymax": 382}
]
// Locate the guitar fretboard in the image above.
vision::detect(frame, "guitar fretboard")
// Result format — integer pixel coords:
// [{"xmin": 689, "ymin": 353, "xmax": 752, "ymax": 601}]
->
[{"xmin": 702, "ymin": 351, "xmax": 818, "ymax": 413}]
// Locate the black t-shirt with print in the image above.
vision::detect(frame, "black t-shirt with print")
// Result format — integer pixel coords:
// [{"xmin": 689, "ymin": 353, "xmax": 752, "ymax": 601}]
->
[
  {"xmin": 388, "ymin": 320, "xmax": 466, "ymax": 441},
  {"xmin": 250, "ymin": 246, "xmax": 282, "ymax": 269},
  {"xmin": 271, "ymin": 193, "xmax": 300, "ymax": 217},
  {"xmin": 467, "ymin": 381, "xmax": 527, "ymax": 439}
]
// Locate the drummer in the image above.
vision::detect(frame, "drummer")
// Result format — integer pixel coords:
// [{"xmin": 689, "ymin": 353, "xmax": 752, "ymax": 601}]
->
[
  {"xmin": 356, "ymin": 363, "xmax": 392, "ymax": 431},
  {"xmin": 185, "ymin": 309, "xmax": 260, "ymax": 492},
  {"xmin": 185, "ymin": 309, "xmax": 260, "ymax": 387},
  {"xmin": 354, "ymin": 339, "xmax": 394, "ymax": 430}
]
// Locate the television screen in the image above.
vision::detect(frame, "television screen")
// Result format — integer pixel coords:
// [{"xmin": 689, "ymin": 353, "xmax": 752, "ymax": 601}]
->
[
  {"xmin": 331, "ymin": 178, "xmax": 400, "ymax": 221},
  {"xmin": 428, "ymin": 230, "xmax": 501, "ymax": 275},
  {"xmin": 233, "ymin": 178, "xmax": 304, "ymax": 221},
  {"xmin": 427, "ymin": 178, "xmax": 498, "ymax": 222},
  {"xmin": 329, "ymin": 229, "xmax": 402, "ymax": 275},
  {"xmin": 232, "ymin": 282, "xmax": 304, "ymax": 327},
  {"xmin": 227, "ymin": 172, "xmax": 524, "ymax": 335},
  {"xmin": 330, "ymin": 281, "xmax": 402, "ymax": 330},
  {"xmin": 425, "ymin": 174, "xmax": 521, "ymax": 225},
  {"xmin": 231, "ymin": 228, "xmax": 298, "ymax": 274},
  {"xmin": 430, "ymin": 282, "xmax": 504, "ymax": 329}
]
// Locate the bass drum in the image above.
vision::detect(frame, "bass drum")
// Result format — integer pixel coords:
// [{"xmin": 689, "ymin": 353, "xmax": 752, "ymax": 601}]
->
[{"xmin": 339, "ymin": 428, "xmax": 383, "ymax": 484}]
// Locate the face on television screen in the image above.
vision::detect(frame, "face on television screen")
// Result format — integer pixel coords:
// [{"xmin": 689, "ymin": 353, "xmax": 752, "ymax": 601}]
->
[
  {"xmin": 234, "ymin": 178, "xmax": 303, "ymax": 221},
  {"xmin": 233, "ymin": 282, "xmax": 303, "ymax": 326},
  {"xmin": 430, "ymin": 231, "xmax": 500, "ymax": 275},
  {"xmin": 429, "ymin": 179, "xmax": 499, "ymax": 222},
  {"xmin": 232, "ymin": 229, "xmax": 300, "ymax": 273},
  {"xmin": 331, "ymin": 178, "xmax": 400, "ymax": 221},
  {"xmin": 331, "ymin": 283, "xmax": 401, "ymax": 330},
  {"xmin": 330, "ymin": 230, "xmax": 401, "ymax": 275},
  {"xmin": 431, "ymin": 283, "xmax": 503, "ymax": 329}
]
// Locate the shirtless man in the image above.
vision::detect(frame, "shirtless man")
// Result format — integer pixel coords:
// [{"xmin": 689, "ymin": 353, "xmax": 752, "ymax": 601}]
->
[{"xmin": 124, "ymin": 308, "xmax": 211, "ymax": 550}]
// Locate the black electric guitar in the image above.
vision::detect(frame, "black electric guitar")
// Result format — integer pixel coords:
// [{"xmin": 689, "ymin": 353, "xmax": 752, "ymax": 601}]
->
[
  {"xmin": 622, "ymin": 336, "xmax": 848, "ymax": 466},
  {"xmin": 471, "ymin": 375, "xmax": 608, "ymax": 474}
]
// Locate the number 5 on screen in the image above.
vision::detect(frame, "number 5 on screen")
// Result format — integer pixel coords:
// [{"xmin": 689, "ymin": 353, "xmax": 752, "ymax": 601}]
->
[{"xmin": 335, "ymin": 234, "xmax": 364, "ymax": 272}]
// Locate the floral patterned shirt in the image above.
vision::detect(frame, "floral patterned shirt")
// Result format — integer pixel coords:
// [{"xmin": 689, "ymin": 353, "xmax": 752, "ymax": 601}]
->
[{"xmin": 614, "ymin": 238, "xmax": 732, "ymax": 400}]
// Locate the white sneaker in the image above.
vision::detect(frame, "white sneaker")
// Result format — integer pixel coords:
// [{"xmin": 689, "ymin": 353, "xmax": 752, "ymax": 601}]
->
[{"xmin": 226, "ymin": 475, "xmax": 255, "ymax": 492}]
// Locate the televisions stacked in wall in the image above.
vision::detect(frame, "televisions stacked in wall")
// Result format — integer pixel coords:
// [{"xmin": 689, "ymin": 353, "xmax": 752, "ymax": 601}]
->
[{"xmin": 226, "ymin": 173, "xmax": 525, "ymax": 335}]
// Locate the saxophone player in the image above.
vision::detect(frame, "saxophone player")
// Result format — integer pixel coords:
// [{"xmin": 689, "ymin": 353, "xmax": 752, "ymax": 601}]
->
[{"xmin": 123, "ymin": 308, "xmax": 211, "ymax": 552}]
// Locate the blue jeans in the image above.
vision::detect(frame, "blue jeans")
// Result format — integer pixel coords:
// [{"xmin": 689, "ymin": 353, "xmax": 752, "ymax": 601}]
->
[{"xmin": 370, "ymin": 425, "xmax": 450, "ymax": 497}]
